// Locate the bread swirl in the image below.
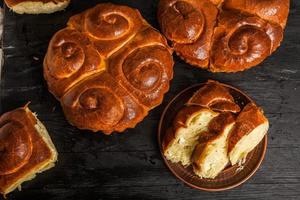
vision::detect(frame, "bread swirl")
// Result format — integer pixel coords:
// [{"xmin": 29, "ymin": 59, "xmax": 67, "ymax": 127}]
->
[
  {"xmin": 188, "ymin": 80, "xmax": 240, "ymax": 113},
  {"xmin": 158, "ymin": 0, "xmax": 290, "ymax": 72},
  {"xmin": 0, "ymin": 106, "xmax": 57, "ymax": 196}
]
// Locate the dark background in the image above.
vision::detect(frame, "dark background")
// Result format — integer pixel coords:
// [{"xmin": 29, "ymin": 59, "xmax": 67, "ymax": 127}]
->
[{"xmin": 1, "ymin": 0, "xmax": 300, "ymax": 199}]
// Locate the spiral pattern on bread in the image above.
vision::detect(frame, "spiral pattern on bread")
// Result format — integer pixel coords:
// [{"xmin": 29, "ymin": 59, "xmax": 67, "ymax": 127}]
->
[
  {"xmin": 0, "ymin": 119, "xmax": 32, "ymax": 176},
  {"xmin": 187, "ymin": 80, "xmax": 241, "ymax": 113},
  {"xmin": 158, "ymin": 0, "xmax": 289, "ymax": 72},
  {"xmin": 44, "ymin": 3, "xmax": 174, "ymax": 134},
  {"xmin": 0, "ymin": 106, "xmax": 58, "ymax": 196}
]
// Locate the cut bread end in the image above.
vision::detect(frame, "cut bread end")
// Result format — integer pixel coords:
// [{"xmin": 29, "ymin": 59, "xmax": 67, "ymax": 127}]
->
[
  {"xmin": 229, "ymin": 121, "xmax": 269, "ymax": 166},
  {"xmin": 2, "ymin": 109, "xmax": 58, "ymax": 196},
  {"xmin": 164, "ymin": 108, "xmax": 219, "ymax": 166},
  {"xmin": 7, "ymin": 0, "xmax": 70, "ymax": 14},
  {"xmin": 192, "ymin": 119, "xmax": 235, "ymax": 179},
  {"xmin": 228, "ymin": 103, "xmax": 269, "ymax": 166}
]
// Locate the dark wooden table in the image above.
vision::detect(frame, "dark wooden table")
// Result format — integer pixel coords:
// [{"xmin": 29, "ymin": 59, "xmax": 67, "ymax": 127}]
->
[{"xmin": 1, "ymin": 0, "xmax": 300, "ymax": 199}]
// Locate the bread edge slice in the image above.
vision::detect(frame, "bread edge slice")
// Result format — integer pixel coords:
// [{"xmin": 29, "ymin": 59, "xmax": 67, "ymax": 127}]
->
[
  {"xmin": 228, "ymin": 103, "xmax": 269, "ymax": 166},
  {"xmin": 229, "ymin": 122, "xmax": 269, "ymax": 166},
  {"xmin": 2, "ymin": 108, "xmax": 58, "ymax": 196}
]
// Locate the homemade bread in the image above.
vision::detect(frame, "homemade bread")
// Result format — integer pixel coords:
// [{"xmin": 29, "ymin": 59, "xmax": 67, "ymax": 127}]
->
[
  {"xmin": 158, "ymin": 0, "xmax": 290, "ymax": 72},
  {"xmin": 192, "ymin": 112, "xmax": 235, "ymax": 179},
  {"xmin": 44, "ymin": 3, "xmax": 174, "ymax": 134},
  {"xmin": 0, "ymin": 106, "xmax": 58, "ymax": 196},
  {"xmin": 163, "ymin": 106, "xmax": 219, "ymax": 166},
  {"xmin": 188, "ymin": 80, "xmax": 240, "ymax": 113},
  {"xmin": 4, "ymin": 0, "xmax": 70, "ymax": 14},
  {"xmin": 228, "ymin": 103, "xmax": 269, "ymax": 166},
  {"xmin": 162, "ymin": 81, "xmax": 269, "ymax": 179}
]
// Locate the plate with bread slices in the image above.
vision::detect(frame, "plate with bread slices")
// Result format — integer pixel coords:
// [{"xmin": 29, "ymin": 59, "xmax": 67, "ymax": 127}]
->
[{"xmin": 158, "ymin": 80, "xmax": 269, "ymax": 191}]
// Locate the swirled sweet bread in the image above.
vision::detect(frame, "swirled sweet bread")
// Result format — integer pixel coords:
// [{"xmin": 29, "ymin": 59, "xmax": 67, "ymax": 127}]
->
[
  {"xmin": 44, "ymin": 3, "xmax": 174, "ymax": 134},
  {"xmin": 158, "ymin": 0, "xmax": 290, "ymax": 72},
  {"xmin": 0, "ymin": 106, "xmax": 57, "ymax": 196},
  {"xmin": 4, "ymin": 0, "xmax": 70, "ymax": 14}
]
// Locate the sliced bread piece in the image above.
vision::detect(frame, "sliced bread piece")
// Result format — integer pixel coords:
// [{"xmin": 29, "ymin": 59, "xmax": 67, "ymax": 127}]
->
[
  {"xmin": 192, "ymin": 112, "xmax": 235, "ymax": 179},
  {"xmin": 188, "ymin": 80, "xmax": 241, "ymax": 113},
  {"xmin": 0, "ymin": 106, "xmax": 58, "ymax": 196},
  {"xmin": 228, "ymin": 103, "xmax": 269, "ymax": 166},
  {"xmin": 163, "ymin": 106, "xmax": 219, "ymax": 166}
]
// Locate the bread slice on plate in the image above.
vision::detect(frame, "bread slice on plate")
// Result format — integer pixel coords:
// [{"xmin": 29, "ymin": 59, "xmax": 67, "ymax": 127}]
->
[
  {"xmin": 192, "ymin": 112, "xmax": 235, "ymax": 179},
  {"xmin": 163, "ymin": 106, "xmax": 219, "ymax": 166},
  {"xmin": 0, "ymin": 106, "xmax": 58, "ymax": 196},
  {"xmin": 4, "ymin": 0, "xmax": 70, "ymax": 14},
  {"xmin": 228, "ymin": 103, "xmax": 269, "ymax": 166},
  {"xmin": 187, "ymin": 80, "xmax": 241, "ymax": 113}
]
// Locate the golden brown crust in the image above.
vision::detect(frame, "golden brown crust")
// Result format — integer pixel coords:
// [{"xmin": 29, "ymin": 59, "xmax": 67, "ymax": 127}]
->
[
  {"xmin": 228, "ymin": 103, "xmax": 268, "ymax": 153},
  {"xmin": 187, "ymin": 80, "xmax": 240, "ymax": 113},
  {"xmin": 0, "ymin": 106, "xmax": 53, "ymax": 195},
  {"xmin": 223, "ymin": 0, "xmax": 290, "ymax": 28},
  {"xmin": 44, "ymin": 3, "xmax": 174, "ymax": 134},
  {"xmin": 158, "ymin": 0, "xmax": 290, "ymax": 72},
  {"xmin": 158, "ymin": 0, "xmax": 218, "ymax": 67},
  {"xmin": 192, "ymin": 112, "xmax": 235, "ymax": 170},
  {"xmin": 210, "ymin": 10, "xmax": 283, "ymax": 72}
]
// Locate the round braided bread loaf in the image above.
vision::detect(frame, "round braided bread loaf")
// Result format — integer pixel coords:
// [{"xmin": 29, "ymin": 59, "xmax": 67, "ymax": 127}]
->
[{"xmin": 44, "ymin": 3, "xmax": 174, "ymax": 134}]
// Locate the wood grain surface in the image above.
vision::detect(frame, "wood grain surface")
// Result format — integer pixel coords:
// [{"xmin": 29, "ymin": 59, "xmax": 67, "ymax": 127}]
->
[{"xmin": 1, "ymin": 0, "xmax": 300, "ymax": 199}]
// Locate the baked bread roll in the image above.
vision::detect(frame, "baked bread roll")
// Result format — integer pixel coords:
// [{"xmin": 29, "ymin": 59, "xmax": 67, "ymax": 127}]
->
[
  {"xmin": 188, "ymin": 80, "xmax": 240, "ymax": 113},
  {"xmin": 4, "ymin": 0, "xmax": 70, "ymax": 14},
  {"xmin": 158, "ymin": 0, "xmax": 290, "ymax": 72},
  {"xmin": 192, "ymin": 112, "xmax": 235, "ymax": 179},
  {"xmin": 228, "ymin": 103, "xmax": 269, "ymax": 166},
  {"xmin": 44, "ymin": 3, "xmax": 174, "ymax": 134},
  {"xmin": 0, "ymin": 106, "xmax": 58, "ymax": 196},
  {"xmin": 163, "ymin": 106, "xmax": 219, "ymax": 166}
]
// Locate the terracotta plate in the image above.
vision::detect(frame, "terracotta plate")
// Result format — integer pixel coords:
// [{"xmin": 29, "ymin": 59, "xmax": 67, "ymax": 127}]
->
[{"xmin": 158, "ymin": 83, "xmax": 267, "ymax": 191}]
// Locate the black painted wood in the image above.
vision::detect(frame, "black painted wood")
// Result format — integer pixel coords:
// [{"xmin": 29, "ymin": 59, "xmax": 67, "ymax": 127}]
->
[{"xmin": 1, "ymin": 0, "xmax": 300, "ymax": 199}]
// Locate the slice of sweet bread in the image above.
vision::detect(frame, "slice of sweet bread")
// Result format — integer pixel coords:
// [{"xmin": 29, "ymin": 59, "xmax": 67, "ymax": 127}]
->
[
  {"xmin": 0, "ymin": 106, "xmax": 58, "ymax": 196},
  {"xmin": 228, "ymin": 103, "xmax": 269, "ymax": 166},
  {"xmin": 192, "ymin": 112, "xmax": 235, "ymax": 179},
  {"xmin": 188, "ymin": 80, "xmax": 240, "ymax": 113},
  {"xmin": 163, "ymin": 106, "xmax": 219, "ymax": 166}
]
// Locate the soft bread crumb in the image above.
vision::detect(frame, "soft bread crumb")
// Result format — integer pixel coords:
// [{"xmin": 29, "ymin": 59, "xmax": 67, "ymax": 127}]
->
[
  {"xmin": 193, "ymin": 123, "xmax": 235, "ymax": 179},
  {"xmin": 229, "ymin": 122, "xmax": 269, "ymax": 166},
  {"xmin": 8, "ymin": 1, "xmax": 70, "ymax": 14},
  {"xmin": 164, "ymin": 110, "xmax": 218, "ymax": 166}
]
